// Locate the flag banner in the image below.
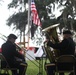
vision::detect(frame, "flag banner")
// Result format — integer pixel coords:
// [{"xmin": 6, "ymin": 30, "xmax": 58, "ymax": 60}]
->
[
  {"xmin": 31, "ymin": 0, "xmax": 41, "ymax": 26},
  {"xmin": 31, "ymin": 0, "xmax": 42, "ymax": 38}
]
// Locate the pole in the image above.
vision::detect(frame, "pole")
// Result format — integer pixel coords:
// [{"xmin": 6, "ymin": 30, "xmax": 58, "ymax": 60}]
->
[
  {"xmin": 23, "ymin": 30, "xmax": 25, "ymax": 47},
  {"xmin": 27, "ymin": 0, "xmax": 31, "ymax": 49}
]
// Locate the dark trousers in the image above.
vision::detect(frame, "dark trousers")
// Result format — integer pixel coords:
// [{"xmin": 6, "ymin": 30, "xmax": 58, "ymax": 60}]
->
[
  {"xmin": 11, "ymin": 62, "xmax": 27, "ymax": 75},
  {"xmin": 12, "ymin": 64, "xmax": 27, "ymax": 75}
]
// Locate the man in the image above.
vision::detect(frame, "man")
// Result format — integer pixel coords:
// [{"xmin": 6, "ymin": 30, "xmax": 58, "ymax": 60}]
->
[
  {"xmin": 46, "ymin": 30, "xmax": 75, "ymax": 75},
  {"xmin": 1, "ymin": 34, "xmax": 27, "ymax": 75},
  {"xmin": 47, "ymin": 30, "xmax": 75, "ymax": 56}
]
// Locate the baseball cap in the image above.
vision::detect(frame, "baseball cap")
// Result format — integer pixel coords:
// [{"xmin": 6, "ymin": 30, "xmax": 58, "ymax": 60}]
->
[{"xmin": 8, "ymin": 34, "xmax": 17, "ymax": 39}]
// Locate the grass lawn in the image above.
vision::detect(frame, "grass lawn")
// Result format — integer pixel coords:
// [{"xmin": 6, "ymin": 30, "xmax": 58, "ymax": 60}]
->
[
  {"xmin": 26, "ymin": 60, "xmax": 71, "ymax": 75},
  {"xmin": 26, "ymin": 59, "xmax": 47, "ymax": 75},
  {"xmin": 0, "ymin": 59, "xmax": 70, "ymax": 75},
  {"xmin": 0, "ymin": 59, "xmax": 48, "ymax": 75}
]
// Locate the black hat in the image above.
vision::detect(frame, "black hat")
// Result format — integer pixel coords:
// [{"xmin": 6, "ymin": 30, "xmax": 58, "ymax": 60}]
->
[
  {"xmin": 63, "ymin": 30, "xmax": 72, "ymax": 35},
  {"xmin": 8, "ymin": 34, "xmax": 17, "ymax": 39}
]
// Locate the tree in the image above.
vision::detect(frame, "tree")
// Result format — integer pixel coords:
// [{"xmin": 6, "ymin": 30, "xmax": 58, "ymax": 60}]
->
[
  {"xmin": 6, "ymin": 0, "xmax": 58, "ymax": 30},
  {"xmin": 33, "ymin": 0, "xmax": 76, "ymax": 31},
  {"xmin": 55, "ymin": 0, "xmax": 76, "ymax": 31},
  {"xmin": 7, "ymin": 11, "xmax": 28, "ymax": 32},
  {"xmin": 6, "ymin": 0, "xmax": 76, "ymax": 43},
  {"xmin": 7, "ymin": 0, "xmax": 28, "ymax": 45}
]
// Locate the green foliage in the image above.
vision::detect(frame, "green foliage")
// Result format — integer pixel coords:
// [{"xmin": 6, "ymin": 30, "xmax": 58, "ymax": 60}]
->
[
  {"xmin": 7, "ymin": 0, "xmax": 76, "ymax": 33},
  {"xmin": 8, "ymin": 0, "xmax": 28, "ymax": 9},
  {"xmin": 6, "ymin": 11, "xmax": 28, "ymax": 32},
  {"xmin": 42, "ymin": 18, "xmax": 58, "ymax": 29}
]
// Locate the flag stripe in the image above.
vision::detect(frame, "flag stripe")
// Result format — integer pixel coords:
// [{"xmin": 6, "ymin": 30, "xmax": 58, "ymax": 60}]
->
[{"xmin": 31, "ymin": 0, "xmax": 41, "ymax": 26}]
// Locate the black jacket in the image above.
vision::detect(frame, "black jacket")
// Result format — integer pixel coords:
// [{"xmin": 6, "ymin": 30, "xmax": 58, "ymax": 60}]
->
[
  {"xmin": 1, "ymin": 40, "xmax": 25, "ymax": 65},
  {"xmin": 47, "ymin": 37, "xmax": 75, "ymax": 56}
]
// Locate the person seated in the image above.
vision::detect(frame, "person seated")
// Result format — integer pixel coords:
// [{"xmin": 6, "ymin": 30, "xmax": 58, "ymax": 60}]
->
[
  {"xmin": 45, "ymin": 30, "xmax": 75, "ymax": 75},
  {"xmin": 1, "ymin": 34, "xmax": 27, "ymax": 75}
]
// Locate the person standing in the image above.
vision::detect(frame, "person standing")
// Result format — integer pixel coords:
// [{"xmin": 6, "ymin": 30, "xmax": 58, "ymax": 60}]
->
[{"xmin": 1, "ymin": 34, "xmax": 27, "ymax": 75}]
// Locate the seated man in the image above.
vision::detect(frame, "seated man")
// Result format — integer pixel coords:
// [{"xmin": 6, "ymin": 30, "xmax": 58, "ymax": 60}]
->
[
  {"xmin": 45, "ymin": 30, "xmax": 75, "ymax": 75},
  {"xmin": 1, "ymin": 34, "xmax": 27, "ymax": 75}
]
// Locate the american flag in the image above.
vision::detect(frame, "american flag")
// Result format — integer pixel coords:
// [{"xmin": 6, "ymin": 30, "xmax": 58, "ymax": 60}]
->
[{"xmin": 31, "ymin": 0, "xmax": 41, "ymax": 26}]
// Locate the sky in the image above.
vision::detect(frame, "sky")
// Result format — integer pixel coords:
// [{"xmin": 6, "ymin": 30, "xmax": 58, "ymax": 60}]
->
[
  {"xmin": 0, "ymin": 0, "xmax": 19, "ymax": 47},
  {"xmin": 0, "ymin": 0, "xmax": 13, "ymax": 34}
]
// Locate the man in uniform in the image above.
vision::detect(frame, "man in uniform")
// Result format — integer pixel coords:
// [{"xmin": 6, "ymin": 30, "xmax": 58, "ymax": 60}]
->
[
  {"xmin": 1, "ymin": 34, "xmax": 27, "ymax": 75},
  {"xmin": 46, "ymin": 30, "xmax": 75, "ymax": 75}
]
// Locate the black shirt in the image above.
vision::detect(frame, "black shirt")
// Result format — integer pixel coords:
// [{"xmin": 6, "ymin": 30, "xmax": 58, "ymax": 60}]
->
[
  {"xmin": 1, "ymin": 40, "xmax": 25, "ymax": 65},
  {"xmin": 47, "ymin": 37, "xmax": 75, "ymax": 56}
]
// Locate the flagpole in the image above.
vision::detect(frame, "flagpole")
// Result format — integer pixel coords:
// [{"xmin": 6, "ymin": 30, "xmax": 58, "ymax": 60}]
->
[{"xmin": 27, "ymin": 0, "xmax": 31, "ymax": 49}]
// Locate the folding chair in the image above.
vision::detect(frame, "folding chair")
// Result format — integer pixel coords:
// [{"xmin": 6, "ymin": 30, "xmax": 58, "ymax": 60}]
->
[
  {"xmin": 55, "ymin": 55, "xmax": 76, "ymax": 75},
  {"xmin": 0, "ymin": 53, "xmax": 18, "ymax": 75},
  {"xmin": 45, "ymin": 63, "xmax": 56, "ymax": 75}
]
